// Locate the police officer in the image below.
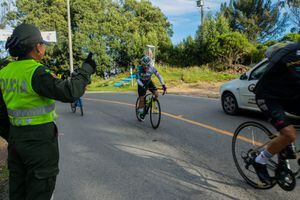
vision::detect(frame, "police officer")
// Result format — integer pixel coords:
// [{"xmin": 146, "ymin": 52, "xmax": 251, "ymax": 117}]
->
[{"xmin": 0, "ymin": 23, "xmax": 96, "ymax": 200}]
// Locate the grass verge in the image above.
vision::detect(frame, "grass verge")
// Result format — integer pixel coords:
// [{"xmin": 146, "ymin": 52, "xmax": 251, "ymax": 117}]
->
[{"xmin": 87, "ymin": 65, "xmax": 239, "ymax": 92}]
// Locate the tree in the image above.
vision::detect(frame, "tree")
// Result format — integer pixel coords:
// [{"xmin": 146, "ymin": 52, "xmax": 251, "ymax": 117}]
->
[
  {"xmin": 195, "ymin": 14, "xmax": 232, "ymax": 65},
  {"xmin": 168, "ymin": 36, "xmax": 197, "ymax": 67},
  {"xmin": 217, "ymin": 32, "xmax": 255, "ymax": 65},
  {"xmin": 220, "ymin": 0, "xmax": 289, "ymax": 42},
  {"xmin": 0, "ymin": 0, "xmax": 14, "ymax": 29},
  {"xmin": 286, "ymin": 0, "xmax": 300, "ymax": 33},
  {"xmin": 4, "ymin": 0, "xmax": 172, "ymax": 76},
  {"xmin": 282, "ymin": 33, "xmax": 300, "ymax": 42}
]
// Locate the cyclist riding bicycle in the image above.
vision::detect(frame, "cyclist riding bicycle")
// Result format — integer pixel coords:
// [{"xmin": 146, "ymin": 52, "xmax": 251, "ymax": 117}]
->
[
  {"xmin": 253, "ymin": 41, "xmax": 300, "ymax": 184},
  {"xmin": 136, "ymin": 55, "xmax": 167, "ymax": 119}
]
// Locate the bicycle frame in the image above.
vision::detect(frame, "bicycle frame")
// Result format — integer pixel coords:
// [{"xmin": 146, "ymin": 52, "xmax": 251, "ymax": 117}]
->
[{"xmin": 143, "ymin": 93, "xmax": 155, "ymax": 115}]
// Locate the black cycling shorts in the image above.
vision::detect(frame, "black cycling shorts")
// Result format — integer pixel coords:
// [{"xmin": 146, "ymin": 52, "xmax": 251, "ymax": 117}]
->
[
  {"xmin": 256, "ymin": 96, "xmax": 300, "ymax": 130},
  {"xmin": 138, "ymin": 80, "xmax": 157, "ymax": 96}
]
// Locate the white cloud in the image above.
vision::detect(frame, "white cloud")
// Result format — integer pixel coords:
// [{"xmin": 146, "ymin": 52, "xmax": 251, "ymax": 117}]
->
[
  {"xmin": 168, "ymin": 15, "xmax": 195, "ymax": 26},
  {"xmin": 150, "ymin": 0, "xmax": 197, "ymax": 16},
  {"xmin": 150, "ymin": 0, "xmax": 229, "ymax": 16}
]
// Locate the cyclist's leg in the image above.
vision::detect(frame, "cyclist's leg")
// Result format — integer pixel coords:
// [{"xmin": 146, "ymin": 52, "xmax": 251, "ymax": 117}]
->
[
  {"xmin": 148, "ymin": 81, "xmax": 158, "ymax": 99},
  {"xmin": 138, "ymin": 85, "xmax": 147, "ymax": 110},
  {"xmin": 258, "ymin": 98, "xmax": 297, "ymax": 156},
  {"xmin": 254, "ymin": 97, "xmax": 296, "ymax": 183}
]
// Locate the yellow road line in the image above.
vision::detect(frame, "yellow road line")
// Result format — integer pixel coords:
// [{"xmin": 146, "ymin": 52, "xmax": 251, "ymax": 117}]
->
[{"xmin": 84, "ymin": 97, "xmax": 262, "ymax": 145}]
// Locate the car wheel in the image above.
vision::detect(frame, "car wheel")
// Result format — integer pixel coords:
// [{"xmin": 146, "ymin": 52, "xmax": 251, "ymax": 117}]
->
[{"xmin": 222, "ymin": 92, "xmax": 239, "ymax": 115}]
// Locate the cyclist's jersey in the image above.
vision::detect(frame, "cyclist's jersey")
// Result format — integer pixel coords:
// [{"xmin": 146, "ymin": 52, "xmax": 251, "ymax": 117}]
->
[
  {"xmin": 254, "ymin": 42, "xmax": 300, "ymax": 99},
  {"xmin": 136, "ymin": 65, "xmax": 164, "ymax": 87}
]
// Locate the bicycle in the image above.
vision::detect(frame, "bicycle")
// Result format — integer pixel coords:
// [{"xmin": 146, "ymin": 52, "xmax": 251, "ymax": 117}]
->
[
  {"xmin": 135, "ymin": 89, "xmax": 165, "ymax": 129},
  {"xmin": 232, "ymin": 121, "xmax": 300, "ymax": 191},
  {"xmin": 70, "ymin": 98, "xmax": 83, "ymax": 116}
]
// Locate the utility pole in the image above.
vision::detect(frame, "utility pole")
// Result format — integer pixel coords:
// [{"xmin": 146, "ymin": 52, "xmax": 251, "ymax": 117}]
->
[
  {"xmin": 67, "ymin": 0, "xmax": 74, "ymax": 74},
  {"xmin": 196, "ymin": 0, "xmax": 204, "ymax": 26}
]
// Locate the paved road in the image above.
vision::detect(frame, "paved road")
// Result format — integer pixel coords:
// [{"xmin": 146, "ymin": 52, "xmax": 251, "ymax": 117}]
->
[{"xmin": 53, "ymin": 93, "xmax": 300, "ymax": 200}]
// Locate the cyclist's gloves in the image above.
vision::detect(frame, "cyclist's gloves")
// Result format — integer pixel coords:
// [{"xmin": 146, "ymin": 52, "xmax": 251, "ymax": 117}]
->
[{"xmin": 84, "ymin": 52, "xmax": 97, "ymax": 72}]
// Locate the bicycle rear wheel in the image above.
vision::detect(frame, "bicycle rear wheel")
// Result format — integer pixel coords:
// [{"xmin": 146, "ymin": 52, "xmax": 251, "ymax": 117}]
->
[
  {"xmin": 80, "ymin": 106, "xmax": 83, "ymax": 116},
  {"xmin": 77, "ymin": 99, "xmax": 83, "ymax": 116},
  {"xmin": 232, "ymin": 121, "xmax": 277, "ymax": 189},
  {"xmin": 150, "ymin": 98, "xmax": 161, "ymax": 129}
]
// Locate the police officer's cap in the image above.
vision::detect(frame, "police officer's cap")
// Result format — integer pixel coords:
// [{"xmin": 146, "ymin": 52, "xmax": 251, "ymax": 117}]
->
[{"xmin": 5, "ymin": 23, "xmax": 49, "ymax": 50}]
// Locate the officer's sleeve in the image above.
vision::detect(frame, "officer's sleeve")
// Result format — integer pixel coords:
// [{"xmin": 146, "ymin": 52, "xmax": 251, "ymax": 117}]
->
[
  {"xmin": 32, "ymin": 63, "xmax": 94, "ymax": 103},
  {"xmin": 0, "ymin": 91, "xmax": 10, "ymax": 141}
]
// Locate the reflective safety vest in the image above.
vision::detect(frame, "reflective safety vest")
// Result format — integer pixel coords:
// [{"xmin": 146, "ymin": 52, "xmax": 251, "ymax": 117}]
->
[{"xmin": 0, "ymin": 59, "xmax": 56, "ymax": 126}]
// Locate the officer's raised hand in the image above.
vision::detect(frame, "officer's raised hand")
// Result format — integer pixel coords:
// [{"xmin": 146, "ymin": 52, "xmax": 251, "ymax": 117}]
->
[{"xmin": 84, "ymin": 52, "xmax": 97, "ymax": 73}]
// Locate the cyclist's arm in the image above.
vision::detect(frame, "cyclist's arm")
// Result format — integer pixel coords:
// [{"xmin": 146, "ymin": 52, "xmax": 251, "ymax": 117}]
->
[
  {"xmin": 0, "ymin": 91, "xmax": 9, "ymax": 141},
  {"xmin": 32, "ymin": 63, "xmax": 94, "ymax": 103},
  {"xmin": 152, "ymin": 67, "xmax": 165, "ymax": 85},
  {"xmin": 137, "ymin": 79, "xmax": 144, "ymax": 87},
  {"xmin": 136, "ymin": 67, "xmax": 144, "ymax": 87}
]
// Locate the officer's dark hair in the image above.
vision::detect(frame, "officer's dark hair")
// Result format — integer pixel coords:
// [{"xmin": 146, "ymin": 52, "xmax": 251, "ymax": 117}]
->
[{"xmin": 5, "ymin": 36, "xmax": 35, "ymax": 58}]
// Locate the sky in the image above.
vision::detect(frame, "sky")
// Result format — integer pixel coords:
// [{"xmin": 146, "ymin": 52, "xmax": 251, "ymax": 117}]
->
[{"xmin": 150, "ymin": 0, "xmax": 230, "ymax": 44}]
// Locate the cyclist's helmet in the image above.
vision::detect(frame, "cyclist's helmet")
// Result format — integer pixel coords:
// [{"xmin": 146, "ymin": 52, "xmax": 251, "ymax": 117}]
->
[
  {"xmin": 265, "ymin": 41, "xmax": 293, "ymax": 60},
  {"xmin": 141, "ymin": 55, "xmax": 151, "ymax": 66}
]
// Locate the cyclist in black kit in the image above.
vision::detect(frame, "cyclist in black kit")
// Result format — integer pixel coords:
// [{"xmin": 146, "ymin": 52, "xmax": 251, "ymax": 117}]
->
[{"xmin": 253, "ymin": 41, "xmax": 300, "ymax": 184}]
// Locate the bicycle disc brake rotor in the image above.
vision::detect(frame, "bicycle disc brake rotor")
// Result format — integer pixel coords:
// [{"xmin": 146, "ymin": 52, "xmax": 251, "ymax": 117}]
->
[{"xmin": 276, "ymin": 167, "xmax": 296, "ymax": 191}]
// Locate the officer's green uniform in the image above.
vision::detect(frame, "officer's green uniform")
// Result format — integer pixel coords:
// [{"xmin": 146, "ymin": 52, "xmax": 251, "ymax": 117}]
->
[
  {"xmin": 0, "ymin": 24, "xmax": 95, "ymax": 200},
  {"xmin": 0, "ymin": 59, "xmax": 94, "ymax": 200}
]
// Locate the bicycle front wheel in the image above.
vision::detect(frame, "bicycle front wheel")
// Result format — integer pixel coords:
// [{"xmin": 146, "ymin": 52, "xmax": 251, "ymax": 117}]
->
[
  {"xmin": 232, "ymin": 121, "xmax": 277, "ymax": 189},
  {"xmin": 150, "ymin": 99, "xmax": 161, "ymax": 129},
  {"xmin": 135, "ymin": 97, "xmax": 143, "ymax": 122}
]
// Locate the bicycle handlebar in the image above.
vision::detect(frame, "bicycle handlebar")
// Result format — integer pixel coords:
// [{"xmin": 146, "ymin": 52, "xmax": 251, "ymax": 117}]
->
[{"xmin": 151, "ymin": 88, "xmax": 167, "ymax": 95}]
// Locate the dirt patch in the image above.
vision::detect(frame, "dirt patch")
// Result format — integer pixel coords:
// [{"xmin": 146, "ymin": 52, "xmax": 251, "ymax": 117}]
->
[{"xmin": 167, "ymin": 81, "xmax": 223, "ymax": 98}]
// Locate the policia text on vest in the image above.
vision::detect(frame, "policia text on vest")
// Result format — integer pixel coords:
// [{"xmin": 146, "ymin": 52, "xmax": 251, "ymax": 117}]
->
[
  {"xmin": 0, "ymin": 59, "xmax": 56, "ymax": 126},
  {"xmin": 0, "ymin": 78, "xmax": 28, "ymax": 93}
]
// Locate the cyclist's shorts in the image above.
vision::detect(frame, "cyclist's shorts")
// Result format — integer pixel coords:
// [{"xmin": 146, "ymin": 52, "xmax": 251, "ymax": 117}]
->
[
  {"xmin": 256, "ymin": 96, "xmax": 300, "ymax": 130},
  {"xmin": 138, "ymin": 80, "xmax": 157, "ymax": 96}
]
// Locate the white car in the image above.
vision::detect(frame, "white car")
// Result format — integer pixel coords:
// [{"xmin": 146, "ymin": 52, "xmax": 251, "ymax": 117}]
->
[{"xmin": 220, "ymin": 58, "xmax": 269, "ymax": 115}]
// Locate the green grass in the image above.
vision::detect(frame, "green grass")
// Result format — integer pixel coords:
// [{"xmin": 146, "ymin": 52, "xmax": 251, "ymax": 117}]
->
[
  {"xmin": 88, "ymin": 72, "xmax": 136, "ymax": 92},
  {"xmin": 88, "ymin": 65, "xmax": 239, "ymax": 91}
]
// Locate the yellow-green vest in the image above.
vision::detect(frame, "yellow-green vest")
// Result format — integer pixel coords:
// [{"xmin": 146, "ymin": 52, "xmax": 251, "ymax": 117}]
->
[{"xmin": 0, "ymin": 59, "xmax": 56, "ymax": 126}]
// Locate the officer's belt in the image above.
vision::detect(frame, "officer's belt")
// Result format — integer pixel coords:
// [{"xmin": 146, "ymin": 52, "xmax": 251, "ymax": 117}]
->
[{"xmin": 7, "ymin": 104, "xmax": 55, "ymax": 117}]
